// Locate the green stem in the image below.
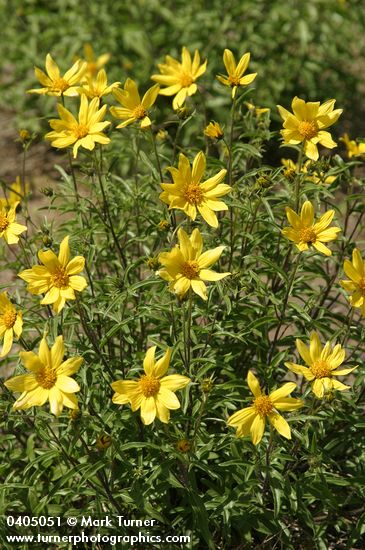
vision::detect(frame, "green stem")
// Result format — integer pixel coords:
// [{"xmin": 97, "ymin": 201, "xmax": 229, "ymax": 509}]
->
[
  {"xmin": 150, "ymin": 126, "xmax": 163, "ymax": 182},
  {"xmin": 93, "ymin": 150, "xmax": 127, "ymax": 268},
  {"xmin": 294, "ymin": 143, "xmax": 305, "ymax": 211},
  {"xmin": 227, "ymin": 96, "xmax": 237, "ymax": 271},
  {"xmin": 267, "ymin": 252, "xmax": 302, "ymax": 365}
]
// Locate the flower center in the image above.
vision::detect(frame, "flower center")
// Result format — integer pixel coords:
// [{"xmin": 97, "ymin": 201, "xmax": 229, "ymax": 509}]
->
[
  {"xmin": 0, "ymin": 212, "xmax": 9, "ymax": 232},
  {"xmin": 51, "ymin": 267, "xmax": 69, "ymax": 289},
  {"xmin": 181, "ymin": 260, "xmax": 200, "ymax": 279},
  {"xmin": 298, "ymin": 120, "xmax": 318, "ymax": 140},
  {"xmin": 180, "ymin": 72, "xmax": 193, "ymax": 88},
  {"xmin": 299, "ymin": 227, "xmax": 317, "ymax": 244},
  {"xmin": 228, "ymin": 74, "xmax": 240, "ymax": 86},
  {"xmin": 2, "ymin": 308, "xmax": 17, "ymax": 328},
  {"xmin": 359, "ymin": 277, "xmax": 365, "ymax": 296},
  {"xmin": 35, "ymin": 367, "xmax": 57, "ymax": 389},
  {"xmin": 139, "ymin": 375, "xmax": 161, "ymax": 397},
  {"xmin": 52, "ymin": 77, "xmax": 69, "ymax": 93},
  {"xmin": 184, "ymin": 183, "xmax": 203, "ymax": 205},
  {"xmin": 253, "ymin": 395, "xmax": 273, "ymax": 417},
  {"xmin": 132, "ymin": 105, "xmax": 147, "ymax": 119},
  {"xmin": 310, "ymin": 359, "xmax": 331, "ymax": 379},
  {"xmin": 73, "ymin": 124, "xmax": 89, "ymax": 139}
]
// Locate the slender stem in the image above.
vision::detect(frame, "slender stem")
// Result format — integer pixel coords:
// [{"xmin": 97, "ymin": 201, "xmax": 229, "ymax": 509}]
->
[
  {"xmin": 262, "ymin": 428, "xmax": 274, "ymax": 496},
  {"xmin": 227, "ymin": 96, "xmax": 237, "ymax": 271},
  {"xmin": 93, "ymin": 149, "xmax": 127, "ymax": 268},
  {"xmin": 60, "ymin": 95, "xmax": 80, "ymax": 206},
  {"xmin": 150, "ymin": 126, "xmax": 163, "ymax": 182},
  {"xmin": 191, "ymin": 395, "xmax": 207, "ymax": 447},
  {"xmin": 267, "ymin": 252, "xmax": 302, "ymax": 365},
  {"xmin": 186, "ymin": 289, "xmax": 193, "ymax": 374},
  {"xmin": 294, "ymin": 143, "xmax": 305, "ymax": 211}
]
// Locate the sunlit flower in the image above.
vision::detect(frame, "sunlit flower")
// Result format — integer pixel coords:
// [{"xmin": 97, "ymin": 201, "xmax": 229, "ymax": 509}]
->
[
  {"xmin": 282, "ymin": 200, "xmax": 340, "ymax": 256},
  {"xmin": 45, "ymin": 95, "xmax": 110, "ymax": 158},
  {"xmin": 4, "ymin": 335, "xmax": 82, "ymax": 416},
  {"xmin": 227, "ymin": 371, "xmax": 303, "ymax": 445},
  {"xmin": 0, "ymin": 202, "xmax": 27, "ymax": 244},
  {"xmin": 110, "ymin": 79, "xmax": 159, "ymax": 129},
  {"xmin": 157, "ymin": 228, "xmax": 230, "ymax": 300},
  {"xmin": 281, "ymin": 159, "xmax": 336, "ymax": 185},
  {"xmin": 111, "ymin": 345, "xmax": 190, "ymax": 425},
  {"xmin": 0, "ymin": 292, "xmax": 22, "ymax": 357},
  {"xmin": 18, "ymin": 235, "xmax": 87, "ymax": 313},
  {"xmin": 285, "ymin": 332, "xmax": 357, "ymax": 398},
  {"xmin": 151, "ymin": 47, "xmax": 207, "ymax": 110},
  {"xmin": 82, "ymin": 43, "xmax": 110, "ymax": 78},
  {"xmin": 28, "ymin": 53, "xmax": 86, "ymax": 96},
  {"xmin": 340, "ymin": 248, "xmax": 365, "ymax": 315},
  {"xmin": 340, "ymin": 133, "xmax": 365, "ymax": 158},
  {"xmin": 204, "ymin": 121, "xmax": 224, "ymax": 140},
  {"xmin": 217, "ymin": 49, "xmax": 257, "ymax": 98},
  {"xmin": 160, "ymin": 152, "xmax": 229, "ymax": 228},
  {"xmin": 78, "ymin": 68, "xmax": 120, "ymax": 99},
  {"xmin": 277, "ymin": 97, "xmax": 342, "ymax": 161},
  {"xmin": 0, "ymin": 176, "xmax": 29, "ymax": 208}
]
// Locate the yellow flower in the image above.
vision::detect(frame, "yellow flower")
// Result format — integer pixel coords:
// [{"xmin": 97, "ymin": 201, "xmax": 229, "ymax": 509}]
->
[
  {"xmin": 0, "ymin": 176, "xmax": 29, "ymax": 208},
  {"xmin": 78, "ymin": 68, "xmax": 120, "ymax": 99},
  {"xmin": 0, "ymin": 202, "xmax": 27, "ymax": 244},
  {"xmin": 340, "ymin": 248, "xmax": 365, "ymax": 315},
  {"xmin": 245, "ymin": 102, "xmax": 270, "ymax": 116},
  {"xmin": 204, "ymin": 121, "xmax": 224, "ymax": 140},
  {"xmin": 160, "ymin": 152, "xmax": 230, "ymax": 228},
  {"xmin": 18, "ymin": 129, "xmax": 30, "ymax": 142},
  {"xmin": 4, "ymin": 335, "xmax": 82, "ymax": 416},
  {"xmin": 340, "ymin": 133, "xmax": 365, "ymax": 158},
  {"xmin": 285, "ymin": 333, "xmax": 357, "ymax": 399},
  {"xmin": 227, "ymin": 371, "xmax": 303, "ymax": 445},
  {"xmin": 45, "ymin": 95, "xmax": 110, "ymax": 158},
  {"xmin": 157, "ymin": 228, "xmax": 230, "ymax": 300},
  {"xmin": 0, "ymin": 293, "xmax": 22, "ymax": 357},
  {"xmin": 82, "ymin": 43, "xmax": 110, "ymax": 78},
  {"xmin": 27, "ymin": 53, "xmax": 86, "ymax": 96},
  {"xmin": 18, "ymin": 236, "xmax": 87, "ymax": 314},
  {"xmin": 111, "ymin": 345, "xmax": 190, "ymax": 425},
  {"xmin": 217, "ymin": 49, "xmax": 257, "ymax": 98},
  {"xmin": 96, "ymin": 434, "xmax": 112, "ymax": 450},
  {"xmin": 281, "ymin": 159, "xmax": 336, "ymax": 185},
  {"xmin": 176, "ymin": 439, "xmax": 191, "ymax": 453},
  {"xmin": 282, "ymin": 200, "xmax": 340, "ymax": 256},
  {"xmin": 277, "ymin": 96, "xmax": 342, "ymax": 161},
  {"xmin": 151, "ymin": 46, "xmax": 207, "ymax": 110},
  {"xmin": 110, "ymin": 79, "xmax": 160, "ymax": 129}
]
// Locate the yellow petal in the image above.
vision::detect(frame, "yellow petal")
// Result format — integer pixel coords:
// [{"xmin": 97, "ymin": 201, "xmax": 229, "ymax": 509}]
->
[
  {"xmin": 58, "ymin": 236, "xmax": 70, "ymax": 266},
  {"xmin": 191, "ymin": 279, "xmax": 208, "ymax": 300},
  {"xmin": 250, "ymin": 414, "xmax": 265, "ymax": 445},
  {"xmin": 270, "ymin": 382, "xmax": 297, "ymax": 402},
  {"xmin": 153, "ymin": 348, "xmax": 172, "ymax": 378},
  {"xmin": 160, "ymin": 374, "xmax": 190, "ymax": 391},
  {"xmin": 268, "ymin": 412, "xmax": 291, "ymax": 439},
  {"xmin": 55, "ymin": 375, "xmax": 80, "ymax": 393},
  {"xmin": 158, "ymin": 387, "xmax": 181, "ymax": 409},
  {"xmin": 140, "ymin": 396, "xmax": 156, "ymax": 425},
  {"xmin": 51, "ymin": 335, "xmax": 64, "ymax": 368},
  {"xmin": 247, "ymin": 370, "xmax": 261, "ymax": 397},
  {"xmin": 143, "ymin": 346, "xmax": 157, "ymax": 376}
]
